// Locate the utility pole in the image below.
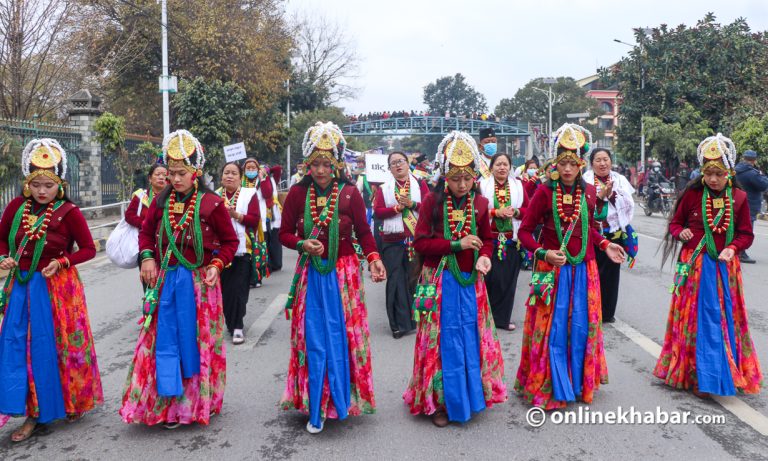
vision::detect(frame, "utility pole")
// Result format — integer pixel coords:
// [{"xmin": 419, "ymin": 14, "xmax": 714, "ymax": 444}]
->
[
  {"xmin": 614, "ymin": 29, "xmax": 651, "ymax": 173},
  {"xmin": 533, "ymin": 77, "xmax": 557, "ymax": 157},
  {"xmin": 159, "ymin": 0, "xmax": 177, "ymax": 138},
  {"xmin": 286, "ymin": 79, "xmax": 291, "ymax": 185}
]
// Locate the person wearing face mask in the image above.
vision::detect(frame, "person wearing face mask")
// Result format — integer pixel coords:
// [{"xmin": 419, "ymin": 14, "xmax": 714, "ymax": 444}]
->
[
  {"xmin": 404, "ymin": 131, "xmax": 506, "ymax": 428},
  {"xmin": 478, "ymin": 153, "xmax": 529, "ymax": 332},
  {"xmin": 655, "ymin": 134, "xmax": 761, "ymax": 399},
  {"xmin": 242, "ymin": 158, "xmax": 273, "ymax": 287},
  {"xmin": 0, "ymin": 139, "xmax": 102, "ymax": 442},
  {"xmin": 373, "ymin": 151, "xmax": 430, "ymax": 339}
]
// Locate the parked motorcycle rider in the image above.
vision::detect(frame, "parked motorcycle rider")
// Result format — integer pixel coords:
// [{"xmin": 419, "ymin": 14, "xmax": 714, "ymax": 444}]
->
[{"xmin": 646, "ymin": 162, "xmax": 666, "ymax": 208}]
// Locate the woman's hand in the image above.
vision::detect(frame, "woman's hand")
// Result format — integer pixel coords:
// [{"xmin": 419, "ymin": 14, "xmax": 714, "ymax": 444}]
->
[
  {"xmin": 459, "ymin": 235, "xmax": 483, "ymax": 251},
  {"xmin": 227, "ymin": 206, "xmax": 239, "ymax": 219},
  {"xmin": 397, "ymin": 195, "xmax": 414, "ymax": 209},
  {"xmin": 0, "ymin": 257, "xmax": 17, "ymax": 271},
  {"xmin": 679, "ymin": 228, "xmax": 694, "ymax": 242},
  {"xmin": 41, "ymin": 259, "xmax": 61, "ymax": 278},
  {"xmin": 599, "ymin": 179, "xmax": 614, "ymax": 200},
  {"xmin": 369, "ymin": 259, "xmax": 386, "ymax": 282},
  {"xmin": 302, "ymin": 239, "xmax": 324, "ymax": 256},
  {"xmin": 497, "ymin": 207, "xmax": 515, "ymax": 219},
  {"xmin": 204, "ymin": 265, "xmax": 220, "ymax": 287},
  {"xmin": 475, "ymin": 255, "xmax": 492, "ymax": 275},
  {"xmin": 545, "ymin": 250, "xmax": 567, "ymax": 267},
  {"xmin": 718, "ymin": 247, "xmax": 736, "ymax": 263},
  {"xmin": 606, "ymin": 243, "xmax": 627, "ymax": 264},
  {"xmin": 141, "ymin": 259, "xmax": 158, "ymax": 287}
]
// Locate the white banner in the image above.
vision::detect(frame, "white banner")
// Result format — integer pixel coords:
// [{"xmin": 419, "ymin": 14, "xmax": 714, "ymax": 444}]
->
[
  {"xmin": 365, "ymin": 153, "xmax": 390, "ymax": 183},
  {"xmin": 224, "ymin": 142, "xmax": 247, "ymax": 162}
]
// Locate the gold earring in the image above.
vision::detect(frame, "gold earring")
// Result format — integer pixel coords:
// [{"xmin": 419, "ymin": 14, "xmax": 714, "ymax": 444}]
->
[
  {"xmin": 701, "ymin": 176, "xmax": 706, "ymax": 186},
  {"xmin": 56, "ymin": 184, "xmax": 65, "ymax": 199},
  {"xmin": 22, "ymin": 183, "xmax": 31, "ymax": 198}
]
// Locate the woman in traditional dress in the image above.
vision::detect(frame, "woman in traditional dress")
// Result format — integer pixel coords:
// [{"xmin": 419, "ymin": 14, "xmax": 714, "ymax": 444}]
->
[
  {"xmin": 216, "ymin": 161, "xmax": 261, "ymax": 345},
  {"xmin": 119, "ymin": 130, "xmax": 239, "ymax": 427},
  {"xmin": 280, "ymin": 121, "xmax": 385, "ymax": 434},
  {"xmin": 242, "ymin": 158, "xmax": 272, "ymax": 287},
  {"xmin": 373, "ymin": 151, "xmax": 429, "ymax": 338},
  {"xmin": 515, "ymin": 123, "xmax": 626, "ymax": 410},
  {"xmin": 479, "ymin": 152, "xmax": 529, "ymax": 331},
  {"xmin": 125, "ymin": 163, "xmax": 168, "ymax": 232},
  {"xmin": 404, "ymin": 130, "xmax": 506, "ymax": 427},
  {"xmin": 655, "ymin": 133, "xmax": 761, "ymax": 398},
  {"xmin": 0, "ymin": 138, "xmax": 102, "ymax": 442},
  {"xmin": 582, "ymin": 148, "xmax": 635, "ymax": 323}
]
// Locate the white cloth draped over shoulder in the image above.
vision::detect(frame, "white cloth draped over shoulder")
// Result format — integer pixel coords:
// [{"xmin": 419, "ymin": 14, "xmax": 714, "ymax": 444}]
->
[
  {"xmin": 479, "ymin": 175, "xmax": 524, "ymax": 240},
  {"xmin": 223, "ymin": 187, "xmax": 257, "ymax": 256},
  {"xmin": 381, "ymin": 173, "xmax": 422, "ymax": 234},
  {"xmin": 583, "ymin": 170, "xmax": 635, "ymax": 233}
]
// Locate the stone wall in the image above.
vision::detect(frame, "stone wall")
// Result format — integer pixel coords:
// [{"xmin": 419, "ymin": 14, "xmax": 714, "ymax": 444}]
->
[{"xmin": 67, "ymin": 90, "xmax": 103, "ymax": 209}]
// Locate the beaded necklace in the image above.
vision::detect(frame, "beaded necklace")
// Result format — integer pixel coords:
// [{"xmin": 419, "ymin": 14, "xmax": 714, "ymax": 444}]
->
[
  {"xmin": 167, "ymin": 188, "xmax": 198, "ymax": 233},
  {"xmin": 224, "ymin": 187, "xmax": 241, "ymax": 208},
  {"xmin": 551, "ymin": 180, "xmax": 588, "ymax": 265},
  {"xmin": 701, "ymin": 186, "xmax": 734, "ymax": 259},
  {"xmin": 303, "ymin": 181, "xmax": 340, "ymax": 275},
  {"xmin": 160, "ymin": 188, "xmax": 203, "ymax": 270},
  {"xmin": 443, "ymin": 191, "xmax": 478, "ymax": 287},
  {"xmin": 21, "ymin": 199, "xmax": 54, "ymax": 241},
  {"xmin": 9, "ymin": 199, "xmax": 66, "ymax": 284},
  {"xmin": 555, "ymin": 182, "xmax": 583, "ymax": 223},
  {"xmin": 396, "ymin": 178, "xmax": 415, "ymax": 260}
]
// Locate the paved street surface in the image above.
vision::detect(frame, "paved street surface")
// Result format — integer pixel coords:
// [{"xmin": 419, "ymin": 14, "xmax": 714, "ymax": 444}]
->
[{"xmin": 1, "ymin": 214, "xmax": 767, "ymax": 461}]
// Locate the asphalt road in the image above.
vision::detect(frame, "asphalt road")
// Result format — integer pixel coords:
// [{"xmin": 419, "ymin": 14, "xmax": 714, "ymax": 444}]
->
[{"xmin": 1, "ymin": 213, "xmax": 767, "ymax": 460}]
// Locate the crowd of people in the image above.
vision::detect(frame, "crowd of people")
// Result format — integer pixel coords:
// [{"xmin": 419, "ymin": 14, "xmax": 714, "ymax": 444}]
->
[
  {"xmin": 347, "ymin": 110, "xmax": 517, "ymax": 123},
  {"xmin": 0, "ymin": 121, "xmax": 761, "ymax": 440}
]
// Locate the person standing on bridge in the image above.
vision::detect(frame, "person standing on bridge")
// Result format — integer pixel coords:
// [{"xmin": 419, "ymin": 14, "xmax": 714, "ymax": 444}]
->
[
  {"xmin": 479, "ymin": 152, "xmax": 529, "ymax": 332},
  {"xmin": 404, "ymin": 130, "xmax": 507, "ymax": 428},
  {"xmin": 216, "ymin": 161, "xmax": 261, "ymax": 345},
  {"xmin": 582, "ymin": 148, "xmax": 636, "ymax": 324},
  {"xmin": 242, "ymin": 157, "xmax": 272, "ymax": 287},
  {"xmin": 120, "ymin": 130, "xmax": 239, "ymax": 428},
  {"xmin": 516, "ymin": 124, "xmax": 626, "ymax": 410},
  {"xmin": 655, "ymin": 134, "xmax": 762, "ymax": 398},
  {"xmin": 279, "ymin": 122, "xmax": 385, "ymax": 434},
  {"xmin": 0, "ymin": 138, "xmax": 103, "ymax": 442},
  {"xmin": 373, "ymin": 151, "xmax": 429, "ymax": 339}
]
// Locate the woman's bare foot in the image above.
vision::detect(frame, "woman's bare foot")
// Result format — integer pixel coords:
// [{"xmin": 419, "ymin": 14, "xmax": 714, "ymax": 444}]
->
[
  {"xmin": 67, "ymin": 413, "xmax": 84, "ymax": 423},
  {"xmin": 11, "ymin": 418, "xmax": 39, "ymax": 443},
  {"xmin": 692, "ymin": 387, "xmax": 711, "ymax": 399},
  {"xmin": 431, "ymin": 411, "xmax": 449, "ymax": 428}
]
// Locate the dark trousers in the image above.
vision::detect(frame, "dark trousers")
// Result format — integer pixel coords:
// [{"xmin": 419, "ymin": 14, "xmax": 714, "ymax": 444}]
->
[
  {"xmin": 381, "ymin": 241, "xmax": 416, "ymax": 334},
  {"xmin": 221, "ymin": 254, "xmax": 251, "ymax": 333},
  {"xmin": 268, "ymin": 225, "xmax": 283, "ymax": 271},
  {"xmin": 595, "ymin": 233, "xmax": 622, "ymax": 320},
  {"xmin": 486, "ymin": 243, "xmax": 522, "ymax": 328}
]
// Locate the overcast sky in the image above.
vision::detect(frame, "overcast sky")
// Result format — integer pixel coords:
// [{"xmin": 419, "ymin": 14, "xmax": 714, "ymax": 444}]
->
[{"xmin": 286, "ymin": 0, "xmax": 768, "ymax": 115}]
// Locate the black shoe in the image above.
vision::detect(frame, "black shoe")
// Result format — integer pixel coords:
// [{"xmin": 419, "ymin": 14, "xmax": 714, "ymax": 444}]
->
[
  {"xmin": 604, "ymin": 317, "xmax": 616, "ymax": 324},
  {"xmin": 740, "ymin": 252, "xmax": 756, "ymax": 264},
  {"xmin": 392, "ymin": 330, "xmax": 405, "ymax": 339}
]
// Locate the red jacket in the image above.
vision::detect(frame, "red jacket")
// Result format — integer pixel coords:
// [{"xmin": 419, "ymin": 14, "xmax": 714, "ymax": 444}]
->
[
  {"xmin": 518, "ymin": 183, "xmax": 606, "ymax": 261},
  {"xmin": 373, "ymin": 179, "xmax": 430, "ymax": 243},
  {"xmin": 669, "ymin": 187, "xmax": 753, "ymax": 253},
  {"xmin": 413, "ymin": 191, "xmax": 493, "ymax": 273},
  {"xmin": 0, "ymin": 197, "xmax": 95, "ymax": 270}
]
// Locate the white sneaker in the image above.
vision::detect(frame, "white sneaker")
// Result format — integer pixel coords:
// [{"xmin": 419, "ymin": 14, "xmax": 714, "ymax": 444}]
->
[
  {"xmin": 232, "ymin": 330, "xmax": 245, "ymax": 345},
  {"xmin": 306, "ymin": 420, "xmax": 324, "ymax": 434}
]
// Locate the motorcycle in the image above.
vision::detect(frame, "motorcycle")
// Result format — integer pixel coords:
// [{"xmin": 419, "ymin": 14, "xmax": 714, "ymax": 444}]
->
[{"xmin": 644, "ymin": 180, "xmax": 675, "ymax": 217}]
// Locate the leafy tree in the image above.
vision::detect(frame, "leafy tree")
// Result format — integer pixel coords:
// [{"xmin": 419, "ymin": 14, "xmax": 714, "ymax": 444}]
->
[
  {"xmin": 606, "ymin": 14, "xmax": 768, "ymax": 159},
  {"xmin": 287, "ymin": 106, "xmax": 376, "ymax": 162},
  {"xmin": 731, "ymin": 114, "xmax": 768, "ymax": 171},
  {"xmin": 495, "ymin": 77, "xmax": 599, "ymax": 128},
  {"xmin": 0, "ymin": 132, "xmax": 22, "ymax": 182},
  {"xmin": 94, "ymin": 112, "xmax": 145, "ymax": 201},
  {"xmin": 423, "ymin": 74, "xmax": 487, "ymax": 115},
  {"xmin": 173, "ymin": 77, "xmax": 252, "ymax": 173},
  {"xmin": 643, "ymin": 103, "xmax": 712, "ymax": 167}
]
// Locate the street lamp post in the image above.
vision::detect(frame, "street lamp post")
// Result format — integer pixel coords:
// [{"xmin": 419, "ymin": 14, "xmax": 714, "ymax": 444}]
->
[
  {"xmin": 286, "ymin": 79, "xmax": 291, "ymax": 185},
  {"xmin": 159, "ymin": 0, "xmax": 177, "ymax": 138},
  {"xmin": 532, "ymin": 77, "xmax": 557, "ymax": 157}
]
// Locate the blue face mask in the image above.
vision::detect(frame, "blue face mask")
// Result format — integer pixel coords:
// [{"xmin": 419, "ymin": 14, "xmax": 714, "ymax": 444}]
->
[
  {"xmin": 245, "ymin": 171, "xmax": 259, "ymax": 180},
  {"xmin": 527, "ymin": 168, "xmax": 538, "ymax": 177},
  {"xmin": 483, "ymin": 143, "xmax": 497, "ymax": 156}
]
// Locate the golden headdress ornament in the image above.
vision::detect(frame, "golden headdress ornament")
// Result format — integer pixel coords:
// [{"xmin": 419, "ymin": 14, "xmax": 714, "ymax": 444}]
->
[
  {"xmin": 301, "ymin": 121, "xmax": 346, "ymax": 167},
  {"xmin": 163, "ymin": 129, "xmax": 205, "ymax": 174},
  {"xmin": 550, "ymin": 123, "xmax": 593, "ymax": 161},
  {"xmin": 697, "ymin": 133, "xmax": 736, "ymax": 171},
  {"xmin": 435, "ymin": 131, "xmax": 484, "ymax": 178},
  {"xmin": 21, "ymin": 138, "xmax": 68, "ymax": 184}
]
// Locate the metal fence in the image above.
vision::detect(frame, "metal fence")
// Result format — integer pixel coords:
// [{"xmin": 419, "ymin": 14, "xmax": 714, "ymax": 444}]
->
[
  {"xmin": 0, "ymin": 118, "xmax": 82, "ymax": 210},
  {"xmin": 100, "ymin": 134, "xmax": 162, "ymax": 204}
]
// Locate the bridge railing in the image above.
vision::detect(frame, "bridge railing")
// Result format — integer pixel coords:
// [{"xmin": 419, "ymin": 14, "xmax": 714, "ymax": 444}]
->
[{"xmin": 344, "ymin": 116, "xmax": 530, "ymax": 137}]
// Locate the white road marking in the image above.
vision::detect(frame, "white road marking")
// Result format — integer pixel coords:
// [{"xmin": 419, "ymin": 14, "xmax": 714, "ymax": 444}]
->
[
  {"xmin": 612, "ymin": 318, "xmax": 768, "ymax": 436},
  {"xmin": 247, "ymin": 293, "xmax": 288, "ymax": 350}
]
